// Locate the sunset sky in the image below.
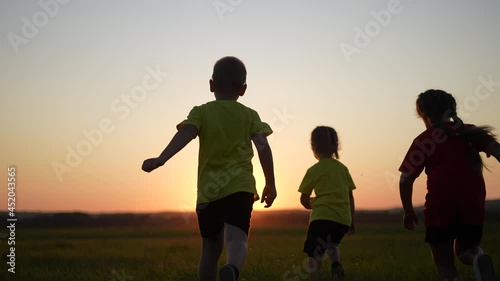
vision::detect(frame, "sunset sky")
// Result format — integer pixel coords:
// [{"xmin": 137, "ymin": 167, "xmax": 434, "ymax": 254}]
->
[{"xmin": 1, "ymin": 0, "xmax": 499, "ymax": 213}]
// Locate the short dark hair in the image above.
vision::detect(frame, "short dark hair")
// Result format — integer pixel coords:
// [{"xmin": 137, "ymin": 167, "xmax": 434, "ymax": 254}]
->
[
  {"xmin": 311, "ymin": 126, "xmax": 339, "ymax": 159},
  {"xmin": 212, "ymin": 56, "xmax": 247, "ymax": 94}
]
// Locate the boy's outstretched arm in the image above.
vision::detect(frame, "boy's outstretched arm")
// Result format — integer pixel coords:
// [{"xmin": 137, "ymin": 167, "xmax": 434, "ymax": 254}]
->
[
  {"xmin": 399, "ymin": 172, "xmax": 418, "ymax": 230},
  {"xmin": 486, "ymin": 140, "xmax": 500, "ymax": 162},
  {"xmin": 142, "ymin": 125, "xmax": 198, "ymax": 173},
  {"xmin": 252, "ymin": 134, "xmax": 277, "ymax": 208}
]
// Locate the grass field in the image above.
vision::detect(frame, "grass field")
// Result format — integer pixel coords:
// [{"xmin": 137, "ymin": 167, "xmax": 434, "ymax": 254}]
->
[{"xmin": 1, "ymin": 223, "xmax": 499, "ymax": 281}]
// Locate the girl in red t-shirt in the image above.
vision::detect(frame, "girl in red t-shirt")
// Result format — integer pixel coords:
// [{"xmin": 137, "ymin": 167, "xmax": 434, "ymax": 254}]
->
[{"xmin": 399, "ymin": 89, "xmax": 500, "ymax": 281}]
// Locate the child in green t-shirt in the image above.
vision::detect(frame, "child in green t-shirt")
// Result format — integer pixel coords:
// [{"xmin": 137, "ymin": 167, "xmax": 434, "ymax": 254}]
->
[
  {"xmin": 298, "ymin": 126, "xmax": 356, "ymax": 281},
  {"xmin": 142, "ymin": 57, "xmax": 277, "ymax": 281}
]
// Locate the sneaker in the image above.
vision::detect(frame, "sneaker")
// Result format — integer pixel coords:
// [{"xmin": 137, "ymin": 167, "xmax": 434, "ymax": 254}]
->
[
  {"xmin": 473, "ymin": 254, "xmax": 498, "ymax": 281},
  {"xmin": 219, "ymin": 264, "xmax": 238, "ymax": 281},
  {"xmin": 332, "ymin": 262, "xmax": 345, "ymax": 281}
]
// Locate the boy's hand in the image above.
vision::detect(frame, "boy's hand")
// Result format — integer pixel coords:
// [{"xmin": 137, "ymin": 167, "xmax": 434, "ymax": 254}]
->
[
  {"xmin": 403, "ymin": 211, "xmax": 418, "ymax": 231},
  {"xmin": 142, "ymin": 158, "xmax": 164, "ymax": 173},
  {"xmin": 260, "ymin": 184, "xmax": 277, "ymax": 208}
]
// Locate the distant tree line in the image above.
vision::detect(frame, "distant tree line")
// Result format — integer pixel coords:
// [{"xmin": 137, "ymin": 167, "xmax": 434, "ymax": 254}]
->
[{"xmin": 2, "ymin": 200, "xmax": 499, "ymax": 228}]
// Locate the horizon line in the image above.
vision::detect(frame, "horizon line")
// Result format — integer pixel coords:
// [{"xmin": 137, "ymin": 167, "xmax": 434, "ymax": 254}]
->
[{"xmin": 10, "ymin": 198, "xmax": 500, "ymax": 215}]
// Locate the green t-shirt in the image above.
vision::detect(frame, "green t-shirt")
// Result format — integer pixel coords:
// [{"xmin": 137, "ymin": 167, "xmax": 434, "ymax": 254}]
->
[
  {"xmin": 177, "ymin": 100, "xmax": 272, "ymax": 204},
  {"xmin": 298, "ymin": 158, "xmax": 356, "ymax": 226}
]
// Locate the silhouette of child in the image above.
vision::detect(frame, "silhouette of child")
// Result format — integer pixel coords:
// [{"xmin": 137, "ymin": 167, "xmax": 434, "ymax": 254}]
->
[
  {"xmin": 298, "ymin": 126, "xmax": 356, "ymax": 281},
  {"xmin": 399, "ymin": 89, "xmax": 500, "ymax": 281},
  {"xmin": 142, "ymin": 56, "xmax": 277, "ymax": 281}
]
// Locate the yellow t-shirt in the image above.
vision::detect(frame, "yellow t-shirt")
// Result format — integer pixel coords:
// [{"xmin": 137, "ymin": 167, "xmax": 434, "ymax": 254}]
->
[
  {"xmin": 177, "ymin": 100, "xmax": 272, "ymax": 204},
  {"xmin": 298, "ymin": 158, "xmax": 356, "ymax": 226}
]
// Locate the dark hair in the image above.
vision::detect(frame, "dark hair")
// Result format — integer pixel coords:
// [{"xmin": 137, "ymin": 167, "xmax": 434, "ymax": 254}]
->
[
  {"xmin": 211, "ymin": 56, "xmax": 247, "ymax": 94},
  {"xmin": 417, "ymin": 89, "xmax": 497, "ymax": 171},
  {"xmin": 311, "ymin": 126, "xmax": 339, "ymax": 159}
]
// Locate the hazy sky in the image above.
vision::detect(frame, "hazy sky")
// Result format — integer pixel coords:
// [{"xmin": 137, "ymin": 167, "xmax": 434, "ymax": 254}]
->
[{"xmin": 1, "ymin": 0, "xmax": 499, "ymax": 213}]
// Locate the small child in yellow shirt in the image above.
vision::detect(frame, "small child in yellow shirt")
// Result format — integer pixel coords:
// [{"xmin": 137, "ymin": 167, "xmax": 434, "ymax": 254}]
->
[{"xmin": 298, "ymin": 126, "xmax": 356, "ymax": 281}]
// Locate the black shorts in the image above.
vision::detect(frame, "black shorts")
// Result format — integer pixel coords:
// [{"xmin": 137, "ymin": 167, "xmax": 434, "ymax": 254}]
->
[
  {"xmin": 425, "ymin": 224, "xmax": 483, "ymax": 249},
  {"xmin": 303, "ymin": 220, "xmax": 350, "ymax": 258},
  {"xmin": 196, "ymin": 192, "xmax": 254, "ymax": 238}
]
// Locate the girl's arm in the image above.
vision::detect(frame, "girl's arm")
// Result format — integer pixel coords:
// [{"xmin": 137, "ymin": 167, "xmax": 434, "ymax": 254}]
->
[
  {"xmin": 399, "ymin": 172, "xmax": 418, "ymax": 230},
  {"xmin": 300, "ymin": 193, "xmax": 312, "ymax": 210},
  {"xmin": 486, "ymin": 140, "xmax": 500, "ymax": 162},
  {"xmin": 349, "ymin": 191, "xmax": 355, "ymax": 234}
]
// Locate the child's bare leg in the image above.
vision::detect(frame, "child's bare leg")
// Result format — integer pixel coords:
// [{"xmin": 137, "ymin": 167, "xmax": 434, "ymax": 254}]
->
[
  {"xmin": 327, "ymin": 245, "xmax": 345, "ymax": 280},
  {"xmin": 454, "ymin": 241, "xmax": 483, "ymax": 265},
  {"xmin": 199, "ymin": 229, "xmax": 224, "ymax": 281},
  {"xmin": 455, "ymin": 241, "xmax": 498, "ymax": 281},
  {"xmin": 430, "ymin": 243, "xmax": 462, "ymax": 281},
  {"xmin": 225, "ymin": 223, "xmax": 248, "ymax": 271},
  {"xmin": 327, "ymin": 244, "xmax": 340, "ymax": 264},
  {"xmin": 306, "ymin": 256, "xmax": 322, "ymax": 281}
]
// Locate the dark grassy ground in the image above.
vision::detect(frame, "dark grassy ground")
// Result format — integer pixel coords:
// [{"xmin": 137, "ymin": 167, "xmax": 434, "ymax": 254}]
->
[{"xmin": 1, "ymin": 223, "xmax": 499, "ymax": 281}]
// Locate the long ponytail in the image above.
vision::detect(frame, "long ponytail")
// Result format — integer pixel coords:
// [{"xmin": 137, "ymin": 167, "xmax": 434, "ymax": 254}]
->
[{"xmin": 417, "ymin": 90, "xmax": 497, "ymax": 172}]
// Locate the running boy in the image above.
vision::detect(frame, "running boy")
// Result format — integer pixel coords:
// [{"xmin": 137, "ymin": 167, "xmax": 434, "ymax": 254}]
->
[
  {"xmin": 298, "ymin": 126, "xmax": 356, "ymax": 281},
  {"xmin": 399, "ymin": 89, "xmax": 500, "ymax": 281},
  {"xmin": 142, "ymin": 56, "xmax": 277, "ymax": 281}
]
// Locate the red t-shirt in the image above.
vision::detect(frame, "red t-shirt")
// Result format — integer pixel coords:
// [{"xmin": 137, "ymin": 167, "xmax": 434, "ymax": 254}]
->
[{"xmin": 399, "ymin": 122, "xmax": 492, "ymax": 226}]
